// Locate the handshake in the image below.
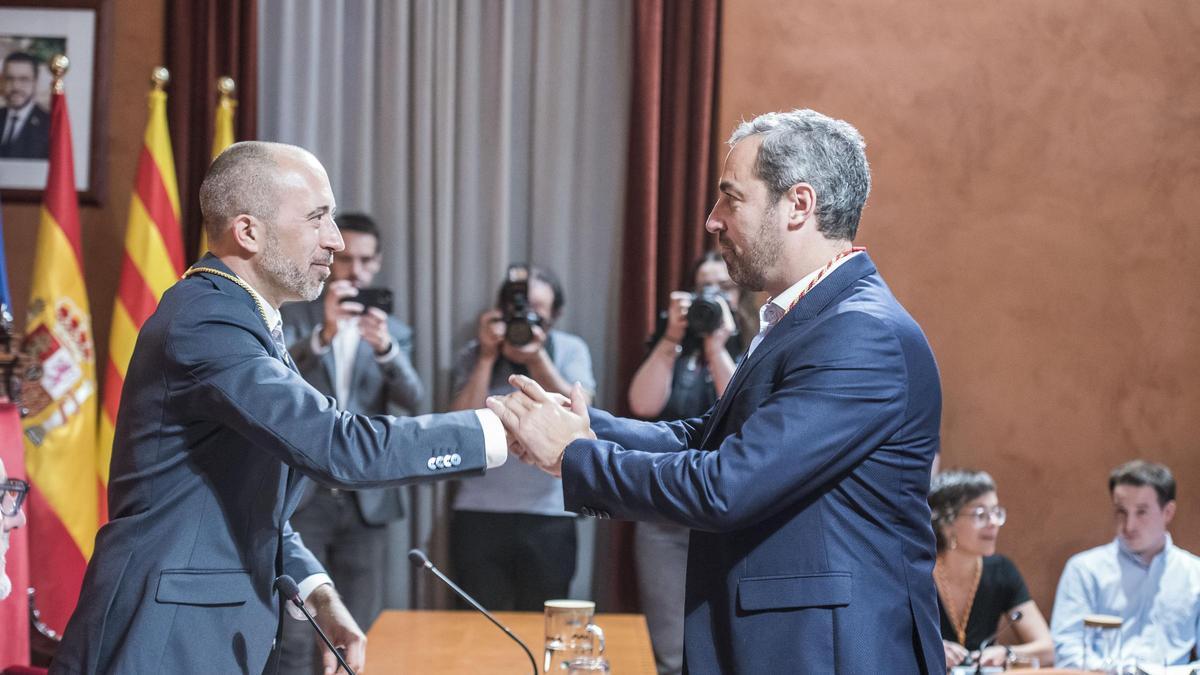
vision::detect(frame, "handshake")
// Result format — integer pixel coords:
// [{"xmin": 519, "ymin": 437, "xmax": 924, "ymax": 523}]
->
[{"xmin": 486, "ymin": 375, "xmax": 596, "ymax": 477}]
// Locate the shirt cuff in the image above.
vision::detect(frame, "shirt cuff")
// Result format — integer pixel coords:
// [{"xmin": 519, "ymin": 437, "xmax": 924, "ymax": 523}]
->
[
  {"xmin": 309, "ymin": 325, "xmax": 331, "ymax": 356},
  {"xmin": 287, "ymin": 573, "xmax": 334, "ymax": 620},
  {"xmin": 374, "ymin": 339, "xmax": 399, "ymax": 363},
  {"xmin": 474, "ymin": 409, "xmax": 509, "ymax": 469}
]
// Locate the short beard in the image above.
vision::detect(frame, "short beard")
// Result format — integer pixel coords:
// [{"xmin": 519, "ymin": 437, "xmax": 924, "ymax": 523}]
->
[
  {"xmin": 722, "ymin": 202, "xmax": 782, "ymax": 292},
  {"xmin": 256, "ymin": 224, "xmax": 325, "ymax": 302}
]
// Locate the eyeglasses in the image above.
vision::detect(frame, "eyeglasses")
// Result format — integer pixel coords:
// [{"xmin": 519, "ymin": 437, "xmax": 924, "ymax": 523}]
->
[
  {"xmin": 2, "ymin": 479, "xmax": 29, "ymax": 518},
  {"xmin": 959, "ymin": 505, "xmax": 1006, "ymax": 528}
]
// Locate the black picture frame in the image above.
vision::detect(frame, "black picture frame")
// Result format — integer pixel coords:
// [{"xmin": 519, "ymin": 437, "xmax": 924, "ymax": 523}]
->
[{"xmin": 0, "ymin": 0, "xmax": 111, "ymax": 204}]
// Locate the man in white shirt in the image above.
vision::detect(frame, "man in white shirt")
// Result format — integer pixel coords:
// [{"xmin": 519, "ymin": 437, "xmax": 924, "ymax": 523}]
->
[
  {"xmin": 0, "ymin": 52, "xmax": 50, "ymax": 159},
  {"xmin": 1051, "ymin": 460, "xmax": 1200, "ymax": 667},
  {"xmin": 279, "ymin": 213, "xmax": 425, "ymax": 672}
]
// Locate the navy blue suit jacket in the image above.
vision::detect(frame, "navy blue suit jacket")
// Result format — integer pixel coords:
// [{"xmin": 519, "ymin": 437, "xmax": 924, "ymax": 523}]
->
[
  {"xmin": 53, "ymin": 257, "xmax": 487, "ymax": 674},
  {"xmin": 562, "ymin": 253, "xmax": 943, "ymax": 674}
]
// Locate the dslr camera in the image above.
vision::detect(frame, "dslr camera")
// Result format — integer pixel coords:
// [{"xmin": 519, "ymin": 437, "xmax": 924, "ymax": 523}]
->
[
  {"xmin": 686, "ymin": 285, "xmax": 729, "ymax": 336},
  {"xmin": 498, "ymin": 264, "xmax": 543, "ymax": 347}
]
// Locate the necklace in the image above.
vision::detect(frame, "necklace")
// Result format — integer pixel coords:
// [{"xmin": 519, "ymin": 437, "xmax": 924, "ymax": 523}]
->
[
  {"xmin": 183, "ymin": 266, "xmax": 271, "ymax": 327},
  {"xmin": 934, "ymin": 555, "xmax": 982, "ymax": 646},
  {"xmin": 784, "ymin": 247, "xmax": 865, "ymax": 314}
]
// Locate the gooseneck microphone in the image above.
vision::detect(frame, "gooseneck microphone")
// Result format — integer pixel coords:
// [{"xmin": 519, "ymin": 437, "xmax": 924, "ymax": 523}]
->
[
  {"xmin": 273, "ymin": 574, "xmax": 356, "ymax": 675},
  {"xmin": 408, "ymin": 548, "xmax": 538, "ymax": 675},
  {"xmin": 973, "ymin": 609, "xmax": 1023, "ymax": 675}
]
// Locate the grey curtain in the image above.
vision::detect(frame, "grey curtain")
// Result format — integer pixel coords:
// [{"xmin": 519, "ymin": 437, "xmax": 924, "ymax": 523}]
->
[{"xmin": 258, "ymin": 0, "xmax": 632, "ymax": 609}]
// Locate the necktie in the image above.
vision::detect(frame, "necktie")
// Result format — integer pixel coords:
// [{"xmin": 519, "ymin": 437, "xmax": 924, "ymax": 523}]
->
[
  {"xmin": 0, "ymin": 113, "xmax": 15, "ymax": 147},
  {"xmin": 269, "ymin": 321, "xmax": 291, "ymax": 367}
]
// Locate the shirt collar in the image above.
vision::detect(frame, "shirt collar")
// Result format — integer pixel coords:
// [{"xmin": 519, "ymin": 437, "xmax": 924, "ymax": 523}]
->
[
  {"xmin": 1116, "ymin": 533, "xmax": 1173, "ymax": 570},
  {"xmin": 241, "ymin": 280, "xmax": 281, "ymax": 332},
  {"xmin": 757, "ymin": 250, "xmax": 863, "ymax": 331}
]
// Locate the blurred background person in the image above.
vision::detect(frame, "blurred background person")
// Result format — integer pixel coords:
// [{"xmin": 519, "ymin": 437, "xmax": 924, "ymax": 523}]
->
[
  {"xmin": 1050, "ymin": 460, "xmax": 1200, "ymax": 668},
  {"xmin": 1, "ymin": 456, "xmax": 28, "ymax": 601},
  {"xmin": 448, "ymin": 264, "xmax": 595, "ymax": 610},
  {"xmin": 930, "ymin": 469, "xmax": 1053, "ymax": 669},
  {"xmin": 626, "ymin": 251, "xmax": 744, "ymax": 675},
  {"xmin": 280, "ymin": 213, "xmax": 425, "ymax": 672},
  {"xmin": 0, "ymin": 52, "xmax": 50, "ymax": 159}
]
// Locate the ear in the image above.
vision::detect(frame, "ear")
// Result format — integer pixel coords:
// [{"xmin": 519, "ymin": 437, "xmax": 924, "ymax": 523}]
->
[
  {"xmin": 1163, "ymin": 499, "xmax": 1177, "ymax": 525},
  {"xmin": 785, "ymin": 183, "xmax": 816, "ymax": 230},
  {"xmin": 228, "ymin": 214, "xmax": 266, "ymax": 254}
]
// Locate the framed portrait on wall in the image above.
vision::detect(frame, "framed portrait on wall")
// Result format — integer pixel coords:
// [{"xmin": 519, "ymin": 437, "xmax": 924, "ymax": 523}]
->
[{"xmin": 0, "ymin": 0, "xmax": 111, "ymax": 204}]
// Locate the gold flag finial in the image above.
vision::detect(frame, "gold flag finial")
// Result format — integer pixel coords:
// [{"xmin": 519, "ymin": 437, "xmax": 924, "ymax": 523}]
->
[
  {"xmin": 217, "ymin": 76, "xmax": 237, "ymax": 97},
  {"xmin": 49, "ymin": 54, "xmax": 69, "ymax": 93},
  {"xmin": 151, "ymin": 66, "xmax": 170, "ymax": 90}
]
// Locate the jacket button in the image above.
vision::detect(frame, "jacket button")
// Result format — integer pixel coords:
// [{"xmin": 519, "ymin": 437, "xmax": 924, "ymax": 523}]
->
[
  {"xmin": 426, "ymin": 457, "xmax": 437, "ymax": 470},
  {"xmin": 434, "ymin": 456, "xmax": 445, "ymax": 468},
  {"xmin": 450, "ymin": 453, "xmax": 462, "ymax": 466}
]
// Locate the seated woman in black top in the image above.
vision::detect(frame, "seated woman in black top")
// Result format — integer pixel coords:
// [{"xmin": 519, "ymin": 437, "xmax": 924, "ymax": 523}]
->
[{"xmin": 930, "ymin": 469, "xmax": 1054, "ymax": 669}]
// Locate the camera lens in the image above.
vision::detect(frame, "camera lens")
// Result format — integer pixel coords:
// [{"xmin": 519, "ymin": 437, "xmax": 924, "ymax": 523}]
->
[
  {"xmin": 506, "ymin": 321, "xmax": 535, "ymax": 347},
  {"xmin": 687, "ymin": 287, "xmax": 724, "ymax": 335}
]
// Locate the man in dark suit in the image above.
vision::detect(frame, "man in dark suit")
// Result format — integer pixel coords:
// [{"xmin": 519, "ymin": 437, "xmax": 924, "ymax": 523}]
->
[
  {"xmin": 0, "ymin": 52, "xmax": 51, "ymax": 159},
  {"xmin": 491, "ymin": 110, "xmax": 944, "ymax": 674},
  {"xmin": 278, "ymin": 213, "xmax": 424, "ymax": 671},
  {"xmin": 52, "ymin": 142, "xmax": 510, "ymax": 674}
]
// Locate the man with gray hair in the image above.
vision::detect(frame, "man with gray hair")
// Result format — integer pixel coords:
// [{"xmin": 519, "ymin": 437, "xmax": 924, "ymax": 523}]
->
[
  {"xmin": 52, "ymin": 141, "xmax": 511, "ymax": 674},
  {"xmin": 489, "ymin": 110, "xmax": 944, "ymax": 673}
]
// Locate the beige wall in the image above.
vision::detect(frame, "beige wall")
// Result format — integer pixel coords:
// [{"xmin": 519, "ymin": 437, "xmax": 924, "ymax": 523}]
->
[
  {"xmin": 719, "ymin": 0, "xmax": 1200, "ymax": 614},
  {"xmin": 2, "ymin": 0, "xmax": 166, "ymax": 363}
]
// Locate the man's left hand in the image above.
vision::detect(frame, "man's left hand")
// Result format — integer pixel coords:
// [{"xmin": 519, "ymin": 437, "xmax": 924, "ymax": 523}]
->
[
  {"xmin": 487, "ymin": 375, "xmax": 594, "ymax": 477},
  {"xmin": 359, "ymin": 307, "xmax": 393, "ymax": 355},
  {"xmin": 307, "ymin": 584, "xmax": 367, "ymax": 674}
]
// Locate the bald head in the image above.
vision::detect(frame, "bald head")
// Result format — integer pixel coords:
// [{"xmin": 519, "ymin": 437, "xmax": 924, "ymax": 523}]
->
[{"xmin": 199, "ymin": 141, "xmax": 324, "ymax": 245}]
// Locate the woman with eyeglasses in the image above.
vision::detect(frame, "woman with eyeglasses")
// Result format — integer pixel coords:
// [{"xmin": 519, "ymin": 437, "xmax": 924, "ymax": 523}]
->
[
  {"xmin": 1, "ymin": 457, "xmax": 29, "ymax": 601},
  {"xmin": 930, "ymin": 469, "xmax": 1054, "ymax": 669}
]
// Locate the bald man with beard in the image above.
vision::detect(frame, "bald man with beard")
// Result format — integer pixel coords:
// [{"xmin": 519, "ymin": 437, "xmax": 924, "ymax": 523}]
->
[{"xmin": 52, "ymin": 142, "xmax": 510, "ymax": 674}]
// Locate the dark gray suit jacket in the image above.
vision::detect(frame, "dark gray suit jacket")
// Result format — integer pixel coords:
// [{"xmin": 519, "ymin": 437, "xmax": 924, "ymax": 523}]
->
[
  {"xmin": 52, "ymin": 256, "xmax": 486, "ymax": 674},
  {"xmin": 281, "ymin": 298, "xmax": 423, "ymax": 525},
  {"xmin": 0, "ymin": 104, "xmax": 51, "ymax": 159}
]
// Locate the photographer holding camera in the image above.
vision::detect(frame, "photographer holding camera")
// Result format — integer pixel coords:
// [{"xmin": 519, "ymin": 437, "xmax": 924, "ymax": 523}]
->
[
  {"xmin": 448, "ymin": 264, "xmax": 595, "ymax": 610},
  {"xmin": 279, "ymin": 212, "xmax": 425, "ymax": 672},
  {"xmin": 626, "ymin": 251, "xmax": 745, "ymax": 675}
]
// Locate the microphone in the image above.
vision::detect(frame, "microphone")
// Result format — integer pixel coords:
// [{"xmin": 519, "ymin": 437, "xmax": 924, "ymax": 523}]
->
[
  {"xmin": 972, "ymin": 610, "xmax": 1023, "ymax": 674},
  {"xmin": 408, "ymin": 549, "xmax": 538, "ymax": 675},
  {"xmin": 273, "ymin": 574, "xmax": 356, "ymax": 675}
]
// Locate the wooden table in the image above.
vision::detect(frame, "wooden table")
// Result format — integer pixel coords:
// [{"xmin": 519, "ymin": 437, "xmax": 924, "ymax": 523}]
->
[{"xmin": 365, "ymin": 610, "xmax": 656, "ymax": 674}]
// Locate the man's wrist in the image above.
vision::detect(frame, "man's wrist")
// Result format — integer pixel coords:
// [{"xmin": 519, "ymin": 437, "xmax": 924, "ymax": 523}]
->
[{"xmin": 374, "ymin": 338, "xmax": 397, "ymax": 360}]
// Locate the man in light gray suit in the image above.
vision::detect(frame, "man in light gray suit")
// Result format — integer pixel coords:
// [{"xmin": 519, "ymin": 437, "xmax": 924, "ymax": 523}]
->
[{"xmin": 279, "ymin": 213, "xmax": 423, "ymax": 671}]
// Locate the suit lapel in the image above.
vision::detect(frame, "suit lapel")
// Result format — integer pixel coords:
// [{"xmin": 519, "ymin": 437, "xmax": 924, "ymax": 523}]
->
[{"xmin": 698, "ymin": 253, "xmax": 879, "ymax": 448}]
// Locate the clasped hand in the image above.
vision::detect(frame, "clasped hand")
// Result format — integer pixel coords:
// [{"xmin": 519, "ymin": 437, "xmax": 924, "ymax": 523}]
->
[{"xmin": 486, "ymin": 374, "xmax": 595, "ymax": 477}]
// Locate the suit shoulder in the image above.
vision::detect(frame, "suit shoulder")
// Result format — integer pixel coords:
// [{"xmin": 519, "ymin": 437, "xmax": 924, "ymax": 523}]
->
[{"xmin": 156, "ymin": 277, "xmax": 266, "ymax": 342}]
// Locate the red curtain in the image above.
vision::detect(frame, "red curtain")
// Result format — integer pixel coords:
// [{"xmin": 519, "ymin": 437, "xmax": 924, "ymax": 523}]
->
[
  {"xmin": 617, "ymin": 0, "xmax": 722, "ymax": 410},
  {"xmin": 602, "ymin": 0, "xmax": 722, "ymax": 612},
  {"xmin": 165, "ymin": 0, "xmax": 258, "ymax": 260}
]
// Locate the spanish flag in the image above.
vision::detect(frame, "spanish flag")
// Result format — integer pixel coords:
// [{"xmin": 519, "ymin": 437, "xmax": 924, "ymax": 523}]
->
[
  {"xmin": 198, "ymin": 77, "xmax": 236, "ymax": 256},
  {"xmin": 21, "ymin": 63, "xmax": 99, "ymax": 632},
  {"xmin": 98, "ymin": 76, "xmax": 183, "ymax": 519}
]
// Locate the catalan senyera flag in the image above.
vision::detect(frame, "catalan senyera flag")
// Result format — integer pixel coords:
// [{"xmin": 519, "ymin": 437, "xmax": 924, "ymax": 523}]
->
[
  {"xmin": 198, "ymin": 82, "xmax": 236, "ymax": 256},
  {"xmin": 21, "ymin": 76, "xmax": 99, "ymax": 633},
  {"xmin": 98, "ymin": 85, "xmax": 183, "ymax": 520}
]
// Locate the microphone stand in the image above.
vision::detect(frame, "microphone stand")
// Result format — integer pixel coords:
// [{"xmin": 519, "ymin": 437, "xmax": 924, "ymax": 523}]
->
[
  {"xmin": 274, "ymin": 575, "xmax": 356, "ymax": 675},
  {"xmin": 409, "ymin": 549, "xmax": 539, "ymax": 675}
]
